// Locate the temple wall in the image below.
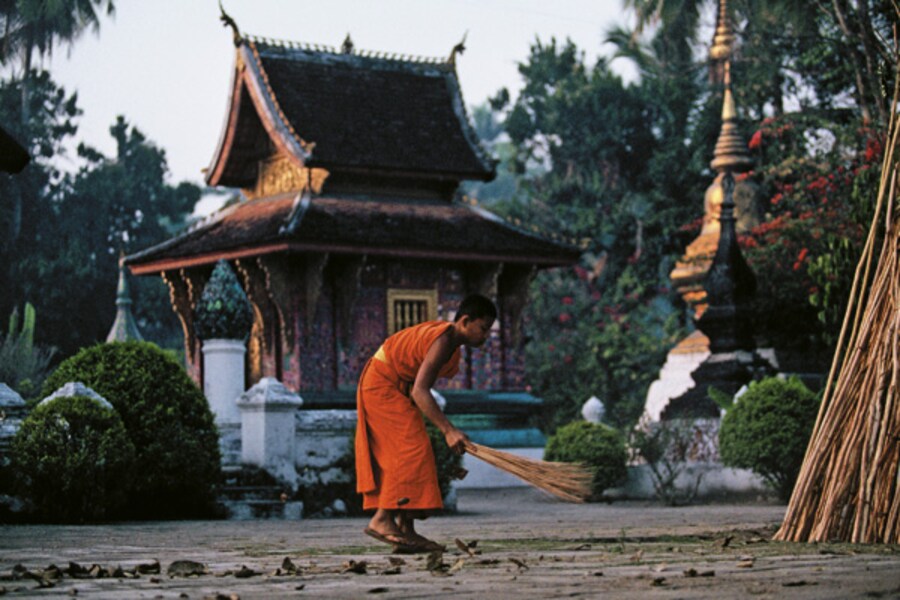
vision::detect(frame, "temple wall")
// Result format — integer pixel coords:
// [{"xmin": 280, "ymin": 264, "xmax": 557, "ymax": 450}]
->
[{"xmin": 291, "ymin": 257, "xmax": 519, "ymax": 394}]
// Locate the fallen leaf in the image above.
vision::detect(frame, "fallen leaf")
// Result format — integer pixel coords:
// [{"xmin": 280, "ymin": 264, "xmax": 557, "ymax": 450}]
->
[
  {"xmin": 380, "ymin": 566, "xmax": 401, "ymax": 575},
  {"xmin": 573, "ymin": 544, "xmax": 592, "ymax": 551},
  {"xmin": 783, "ymin": 580, "xmax": 816, "ymax": 587},
  {"xmin": 281, "ymin": 557, "xmax": 299, "ymax": 574},
  {"xmin": 233, "ymin": 565, "xmax": 259, "ymax": 578},
  {"xmin": 720, "ymin": 535, "xmax": 735, "ymax": 548},
  {"xmin": 426, "ymin": 552, "xmax": 445, "ymax": 573},
  {"xmin": 651, "ymin": 577, "xmax": 666, "ymax": 587},
  {"xmin": 736, "ymin": 559, "xmax": 755, "ymax": 569},
  {"xmin": 747, "ymin": 537, "xmax": 767, "ymax": 544},
  {"xmin": 136, "ymin": 560, "xmax": 161, "ymax": 575},
  {"xmin": 387, "ymin": 557, "xmax": 406, "ymax": 566},
  {"xmin": 455, "ymin": 539, "xmax": 472, "ymax": 555},
  {"xmin": 341, "ymin": 560, "xmax": 367, "ymax": 575},
  {"xmin": 67, "ymin": 589, "xmax": 77, "ymax": 596},
  {"xmin": 684, "ymin": 568, "xmax": 698, "ymax": 577},
  {"xmin": 700, "ymin": 570, "xmax": 715, "ymax": 577},
  {"xmin": 629, "ymin": 550, "xmax": 644, "ymax": 563},
  {"xmin": 150, "ymin": 577, "xmax": 161, "ymax": 584},
  {"xmin": 509, "ymin": 558, "xmax": 528, "ymax": 571},
  {"xmin": 592, "ymin": 571, "xmax": 604, "ymax": 577},
  {"xmin": 447, "ymin": 558, "xmax": 465, "ymax": 574},
  {"xmin": 41, "ymin": 565, "xmax": 63, "ymax": 581},
  {"xmin": 479, "ymin": 559, "xmax": 500, "ymax": 565},
  {"xmin": 295, "ymin": 585, "xmax": 305, "ymax": 590},
  {"xmin": 167, "ymin": 560, "xmax": 208, "ymax": 577},
  {"xmin": 367, "ymin": 587, "xmax": 389, "ymax": 594}
]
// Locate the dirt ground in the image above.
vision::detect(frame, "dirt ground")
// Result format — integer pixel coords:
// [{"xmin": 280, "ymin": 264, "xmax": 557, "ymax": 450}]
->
[{"xmin": 1, "ymin": 488, "xmax": 899, "ymax": 599}]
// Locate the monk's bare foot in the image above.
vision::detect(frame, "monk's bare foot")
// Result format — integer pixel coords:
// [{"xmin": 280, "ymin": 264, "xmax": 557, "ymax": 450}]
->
[
  {"xmin": 396, "ymin": 515, "xmax": 445, "ymax": 551},
  {"xmin": 366, "ymin": 510, "xmax": 407, "ymax": 545}
]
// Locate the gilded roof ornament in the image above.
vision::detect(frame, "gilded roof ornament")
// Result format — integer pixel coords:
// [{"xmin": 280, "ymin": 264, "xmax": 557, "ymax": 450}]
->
[
  {"xmin": 448, "ymin": 31, "xmax": 467, "ymax": 65},
  {"xmin": 219, "ymin": 1, "xmax": 242, "ymax": 47},
  {"xmin": 342, "ymin": 33, "xmax": 354, "ymax": 54}
]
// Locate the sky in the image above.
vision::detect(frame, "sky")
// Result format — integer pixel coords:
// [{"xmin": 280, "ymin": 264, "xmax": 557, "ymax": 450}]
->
[{"xmin": 42, "ymin": 0, "xmax": 639, "ymax": 207}]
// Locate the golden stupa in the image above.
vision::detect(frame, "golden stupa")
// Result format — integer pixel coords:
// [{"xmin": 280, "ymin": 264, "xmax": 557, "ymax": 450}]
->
[{"xmin": 670, "ymin": 0, "xmax": 759, "ymax": 320}]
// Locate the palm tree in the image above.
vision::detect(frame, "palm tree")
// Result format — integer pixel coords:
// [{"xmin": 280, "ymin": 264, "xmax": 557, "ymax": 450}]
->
[
  {"xmin": 0, "ymin": 0, "xmax": 114, "ymax": 241},
  {"xmin": 1, "ymin": 0, "xmax": 115, "ymax": 75}
]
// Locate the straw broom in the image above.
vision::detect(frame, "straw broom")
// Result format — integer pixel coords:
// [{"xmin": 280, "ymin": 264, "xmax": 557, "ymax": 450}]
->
[
  {"xmin": 773, "ymin": 47, "xmax": 900, "ymax": 543},
  {"xmin": 463, "ymin": 440, "xmax": 594, "ymax": 503}
]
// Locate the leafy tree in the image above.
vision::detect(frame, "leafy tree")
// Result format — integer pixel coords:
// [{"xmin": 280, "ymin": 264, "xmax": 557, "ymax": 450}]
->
[
  {"xmin": 0, "ymin": 0, "xmax": 116, "ymax": 243},
  {"xmin": 27, "ymin": 116, "xmax": 199, "ymax": 355},
  {"xmin": 474, "ymin": 36, "xmax": 708, "ymax": 431},
  {"xmin": 0, "ymin": 71, "xmax": 200, "ymax": 358}
]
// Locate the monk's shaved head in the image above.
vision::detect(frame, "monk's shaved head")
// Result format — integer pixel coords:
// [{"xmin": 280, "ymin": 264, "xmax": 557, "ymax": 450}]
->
[{"xmin": 455, "ymin": 294, "xmax": 497, "ymax": 323}]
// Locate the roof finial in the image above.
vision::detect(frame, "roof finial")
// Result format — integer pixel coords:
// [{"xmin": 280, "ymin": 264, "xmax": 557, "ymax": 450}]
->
[
  {"xmin": 710, "ymin": 60, "xmax": 752, "ymax": 173},
  {"xmin": 342, "ymin": 33, "xmax": 354, "ymax": 54},
  {"xmin": 708, "ymin": 0, "xmax": 734, "ymax": 83},
  {"xmin": 106, "ymin": 254, "xmax": 144, "ymax": 343},
  {"xmin": 219, "ymin": 0, "xmax": 242, "ymax": 47},
  {"xmin": 448, "ymin": 31, "xmax": 468, "ymax": 65}
]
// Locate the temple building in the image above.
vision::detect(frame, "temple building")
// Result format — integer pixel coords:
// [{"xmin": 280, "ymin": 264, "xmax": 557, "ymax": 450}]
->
[{"xmin": 126, "ymin": 25, "xmax": 579, "ymax": 414}]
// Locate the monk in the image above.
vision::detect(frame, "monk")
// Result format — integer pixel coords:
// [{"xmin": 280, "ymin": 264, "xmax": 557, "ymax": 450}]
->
[{"xmin": 356, "ymin": 294, "xmax": 497, "ymax": 552}]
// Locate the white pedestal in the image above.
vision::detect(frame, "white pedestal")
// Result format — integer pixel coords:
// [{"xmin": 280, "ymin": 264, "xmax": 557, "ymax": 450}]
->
[
  {"xmin": 202, "ymin": 338, "xmax": 246, "ymax": 425},
  {"xmin": 237, "ymin": 377, "xmax": 303, "ymax": 489}
]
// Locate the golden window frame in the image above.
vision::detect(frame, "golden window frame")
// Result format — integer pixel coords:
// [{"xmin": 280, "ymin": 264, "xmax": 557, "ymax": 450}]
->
[{"xmin": 386, "ymin": 288, "xmax": 438, "ymax": 335}]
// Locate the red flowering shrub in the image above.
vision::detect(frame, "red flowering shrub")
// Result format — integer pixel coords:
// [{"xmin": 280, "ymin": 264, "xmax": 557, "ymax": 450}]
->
[{"xmin": 739, "ymin": 115, "xmax": 882, "ymax": 353}]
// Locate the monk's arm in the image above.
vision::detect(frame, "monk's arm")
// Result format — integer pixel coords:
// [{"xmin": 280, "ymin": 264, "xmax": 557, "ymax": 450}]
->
[{"xmin": 411, "ymin": 333, "xmax": 468, "ymax": 453}]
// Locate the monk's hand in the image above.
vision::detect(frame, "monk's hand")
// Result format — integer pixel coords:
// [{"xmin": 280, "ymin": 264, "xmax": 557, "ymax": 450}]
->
[{"xmin": 444, "ymin": 427, "xmax": 469, "ymax": 455}]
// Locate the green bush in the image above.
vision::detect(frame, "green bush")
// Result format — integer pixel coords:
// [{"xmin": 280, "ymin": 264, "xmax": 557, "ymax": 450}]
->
[
  {"xmin": 0, "ymin": 302, "xmax": 56, "ymax": 401},
  {"xmin": 11, "ymin": 395, "xmax": 136, "ymax": 522},
  {"xmin": 194, "ymin": 260, "xmax": 254, "ymax": 341},
  {"xmin": 41, "ymin": 342, "xmax": 221, "ymax": 519},
  {"xmin": 719, "ymin": 376, "xmax": 819, "ymax": 501},
  {"xmin": 544, "ymin": 421, "xmax": 628, "ymax": 499}
]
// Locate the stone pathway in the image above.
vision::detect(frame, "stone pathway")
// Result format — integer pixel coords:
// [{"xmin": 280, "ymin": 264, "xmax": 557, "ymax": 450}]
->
[{"xmin": 1, "ymin": 488, "xmax": 898, "ymax": 599}]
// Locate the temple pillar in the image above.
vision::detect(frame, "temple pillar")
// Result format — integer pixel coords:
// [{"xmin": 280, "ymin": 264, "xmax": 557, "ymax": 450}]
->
[{"xmin": 161, "ymin": 267, "xmax": 211, "ymax": 384}]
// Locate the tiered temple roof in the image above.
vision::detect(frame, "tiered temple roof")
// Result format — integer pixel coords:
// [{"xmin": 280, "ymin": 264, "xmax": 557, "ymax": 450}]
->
[
  {"xmin": 129, "ymin": 194, "xmax": 577, "ymax": 273},
  {"xmin": 129, "ymin": 31, "xmax": 578, "ymax": 273},
  {"xmin": 206, "ymin": 35, "xmax": 495, "ymax": 189}
]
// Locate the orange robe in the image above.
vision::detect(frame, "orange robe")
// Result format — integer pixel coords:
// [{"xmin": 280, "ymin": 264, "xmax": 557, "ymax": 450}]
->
[{"xmin": 355, "ymin": 320, "xmax": 461, "ymax": 511}]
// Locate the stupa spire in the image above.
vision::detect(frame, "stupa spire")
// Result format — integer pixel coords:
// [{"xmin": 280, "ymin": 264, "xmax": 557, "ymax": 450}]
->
[{"xmin": 106, "ymin": 255, "xmax": 144, "ymax": 343}]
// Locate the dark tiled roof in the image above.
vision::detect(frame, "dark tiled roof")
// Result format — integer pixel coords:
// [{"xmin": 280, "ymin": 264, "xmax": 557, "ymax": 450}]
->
[
  {"xmin": 211, "ymin": 38, "xmax": 495, "ymax": 185},
  {"xmin": 126, "ymin": 195, "xmax": 579, "ymax": 271}
]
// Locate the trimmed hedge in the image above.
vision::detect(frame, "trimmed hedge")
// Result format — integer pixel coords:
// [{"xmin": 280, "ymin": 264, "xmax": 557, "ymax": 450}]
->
[
  {"xmin": 719, "ymin": 376, "xmax": 819, "ymax": 501},
  {"xmin": 12, "ymin": 395, "xmax": 135, "ymax": 522},
  {"xmin": 41, "ymin": 342, "xmax": 221, "ymax": 519},
  {"xmin": 544, "ymin": 421, "xmax": 628, "ymax": 499}
]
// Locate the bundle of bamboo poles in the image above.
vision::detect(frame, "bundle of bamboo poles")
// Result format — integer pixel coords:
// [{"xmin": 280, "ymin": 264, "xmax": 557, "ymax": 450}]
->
[
  {"xmin": 463, "ymin": 440, "xmax": 594, "ymax": 503},
  {"xmin": 774, "ymin": 72, "xmax": 900, "ymax": 544}
]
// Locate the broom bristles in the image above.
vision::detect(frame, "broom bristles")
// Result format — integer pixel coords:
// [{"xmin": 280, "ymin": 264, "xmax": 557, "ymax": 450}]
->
[{"xmin": 463, "ymin": 440, "xmax": 594, "ymax": 503}]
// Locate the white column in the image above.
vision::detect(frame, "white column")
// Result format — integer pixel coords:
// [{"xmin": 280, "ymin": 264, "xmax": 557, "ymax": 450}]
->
[
  {"xmin": 202, "ymin": 338, "xmax": 246, "ymax": 425},
  {"xmin": 237, "ymin": 377, "xmax": 303, "ymax": 488}
]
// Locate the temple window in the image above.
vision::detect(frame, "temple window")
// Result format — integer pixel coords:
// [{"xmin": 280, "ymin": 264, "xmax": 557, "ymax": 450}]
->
[{"xmin": 387, "ymin": 288, "xmax": 438, "ymax": 334}]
